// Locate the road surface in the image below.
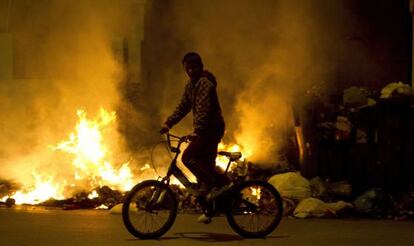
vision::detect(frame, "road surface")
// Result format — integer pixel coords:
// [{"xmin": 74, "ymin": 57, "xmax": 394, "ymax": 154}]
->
[{"xmin": 1, "ymin": 206, "xmax": 413, "ymax": 245}]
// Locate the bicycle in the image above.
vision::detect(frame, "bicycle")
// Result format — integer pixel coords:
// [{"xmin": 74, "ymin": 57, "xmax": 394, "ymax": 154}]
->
[{"xmin": 122, "ymin": 133, "xmax": 283, "ymax": 239}]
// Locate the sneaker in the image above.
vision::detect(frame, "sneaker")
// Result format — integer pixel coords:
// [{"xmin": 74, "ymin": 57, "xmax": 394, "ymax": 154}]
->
[
  {"xmin": 206, "ymin": 182, "xmax": 234, "ymax": 201},
  {"xmin": 197, "ymin": 214, "xmax": 212, "ymax": 224}
]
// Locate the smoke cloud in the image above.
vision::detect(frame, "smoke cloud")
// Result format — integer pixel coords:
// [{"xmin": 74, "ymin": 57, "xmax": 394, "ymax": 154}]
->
[
  {"xmin": 156, "ymin": 0, "xmax": 339, "ymax": 164},
  {"xmin": 0, "ymin": 0, "xmax": 137, "ymax": 192},
  {"xmin": 0, "ymin": 0, "xmax": 346, "ymax": 195}
]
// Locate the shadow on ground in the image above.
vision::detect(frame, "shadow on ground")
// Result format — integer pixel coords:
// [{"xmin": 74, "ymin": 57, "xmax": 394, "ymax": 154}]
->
[
  {"xmin": 126, "ymin": 232, "xmax": 289, "ymax": 242},
  {"xmin": 174, "ymin": 232, "xmax": 288, "ymax": 242},
  {"xmin": 175, "ymin": 232, "xmax": 243, "ymax": 242}
]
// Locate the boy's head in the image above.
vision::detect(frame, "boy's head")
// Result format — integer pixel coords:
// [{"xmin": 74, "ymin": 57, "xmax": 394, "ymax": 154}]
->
[{"xmin": 182, "ymin": 52, "xmax": 203, "ymax": 81}]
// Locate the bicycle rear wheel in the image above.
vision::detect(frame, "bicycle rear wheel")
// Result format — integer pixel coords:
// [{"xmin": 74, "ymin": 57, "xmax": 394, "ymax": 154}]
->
[
  {"xmin": 226, "ymin": 180, "xmax": 283, "ymax": 238},
  {"xmin": 122, "ymin": 180, "xmax": 177, "ymax": 239}
]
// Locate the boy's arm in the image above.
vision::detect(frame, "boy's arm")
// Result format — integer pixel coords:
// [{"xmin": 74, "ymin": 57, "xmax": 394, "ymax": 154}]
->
[{"xmin": 164, "ymin": 84, "xmax": 191, "ymax": 128}]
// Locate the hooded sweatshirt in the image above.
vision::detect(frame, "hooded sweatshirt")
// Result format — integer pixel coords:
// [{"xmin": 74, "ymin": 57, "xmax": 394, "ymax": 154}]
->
[{"xmin": 165, "ymin": 71, "xmax": 225, "ymax": 137}]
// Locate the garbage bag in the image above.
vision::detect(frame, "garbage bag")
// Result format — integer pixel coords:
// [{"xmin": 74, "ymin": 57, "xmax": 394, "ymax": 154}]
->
[
  {"xmin": 326, "ymin": 180, "xmax": 352, "ymax": 197},
  {"xmin": 282, "ymin": 198, "xmax": 296, "ymax": 216},
  {"xmin": 268, "ymin": 172, "xmax": 311, "ymax": 202},
  {"xmin": 353, "ymin": 188, "xmax": 392, "ymax": 217},
  {"xmin": 343, "ymin": 87, "xmax": 376, "ymax": 108},
  {"xmin": 293, "ymin": 197, "xmax": 353, "ymax": 218},
  {"xmin": 309, "ymin": 176, "xmax": 327, "ymax": 198},
  {"xmin": 380, "ymin": 81, "xmax": 411, "ymax": 99},
  {"xmin": 392, "ymin": 190, "xmax": 414, "ymax": 220},
  {"xmin": 110, "ymin": 203, "xmax": 123, "ymax": 214}
]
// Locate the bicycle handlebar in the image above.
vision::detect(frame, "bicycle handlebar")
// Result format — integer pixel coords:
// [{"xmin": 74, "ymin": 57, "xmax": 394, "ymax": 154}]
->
[{"xmin": 163, "ymin": 133, "xmax": 188, "ymax": 153}]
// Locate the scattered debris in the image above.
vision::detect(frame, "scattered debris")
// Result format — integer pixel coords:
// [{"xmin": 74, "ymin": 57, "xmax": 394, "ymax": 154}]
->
[
  {"xmin": 5, "ymin": 198, "xmax": 15, "ymax": 208},
  {"xmin": 392, "ymin": 189, "xmax": 414, "ymax": 220}
]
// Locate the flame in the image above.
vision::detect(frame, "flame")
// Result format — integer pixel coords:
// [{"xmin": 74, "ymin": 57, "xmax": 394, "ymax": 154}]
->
[
  {"xmin": 51, "ymin": 109, "xmax": 135, "ymax": 191},
  {"xmin": 140, "ymin": 163, "xmax": 151, "ymax": 171},
  {"xmin": 0, "ymin": 108, "xmax": 256, "ymax": 205},
  {"xmin": 251, "ymin": 187, "xmax": 261, "ymax": 200},
  {"xmin": 1, "ymin": 108, "xmax": 136, "ymax": 204},
  {"xmin": 1, "ymin": 171, "xmax": 65, "ymax": 204},
  {"xmin": 215, "ymin": 143, "xmax": 251, "ymax": 171},
  {"xmin": 88, "ymin": 190, "xmax": 99, "ymax": 199},
  {"xmin": 95, "ymin": 204, "xmax": 109, "ymax": 210}
]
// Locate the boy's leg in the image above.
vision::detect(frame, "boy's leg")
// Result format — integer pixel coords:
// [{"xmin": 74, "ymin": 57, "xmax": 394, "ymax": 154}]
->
[{"xmin": 182, "ymin": 136, "xmax": 227, "ymax": 188}]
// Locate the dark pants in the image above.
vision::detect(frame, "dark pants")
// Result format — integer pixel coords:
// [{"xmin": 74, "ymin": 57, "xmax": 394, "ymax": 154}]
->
[{"xmin": 181, "ymin": 134, "xmax": 227, "ymax": 188}]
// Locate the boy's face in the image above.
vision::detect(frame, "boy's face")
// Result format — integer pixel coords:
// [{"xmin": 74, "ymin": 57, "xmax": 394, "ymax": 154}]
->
[{"xmin": 184, "ymin": 61, "xmax": 202, "ymax": 81}]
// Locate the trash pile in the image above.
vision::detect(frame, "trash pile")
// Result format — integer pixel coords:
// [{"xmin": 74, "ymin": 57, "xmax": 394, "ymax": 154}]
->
[
  {"xmin": 316, "ymin": 81, "xmax": 413, "ymax": 144},
  {"xmin": 0, "ymin": 181, "xmax": 124, "ymax": 210},
  {"xmin": 268, "ymin": 171, "xmax": 414, "ymax": 220},
  {"xmin": 2, "ymin": 81, "xmax": 413, "ymax": 220},
  {"xmin": 2, "ymin": 169, "xmax": 414, "ymax": 221}
]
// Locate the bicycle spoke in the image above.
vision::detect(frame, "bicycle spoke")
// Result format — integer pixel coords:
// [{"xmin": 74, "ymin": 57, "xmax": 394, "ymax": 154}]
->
[
  {"xmin": 125, "ymin": 184, "xmax": 175, "ymax": 235},
  {"xmin": 227, "ymin": 181, "xmax": 283, "ymax": 237}
]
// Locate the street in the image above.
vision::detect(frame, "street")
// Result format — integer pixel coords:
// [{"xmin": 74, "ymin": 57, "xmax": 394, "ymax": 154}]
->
[{"xmin": 1, "ymin": 206, "xmax": 414, "ymax": 246}]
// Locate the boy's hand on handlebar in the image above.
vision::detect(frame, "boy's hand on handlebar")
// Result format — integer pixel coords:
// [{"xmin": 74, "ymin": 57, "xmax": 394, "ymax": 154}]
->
[{"xmin": 160, "ymin": 124, "xmax": 170, "ymax": 134}]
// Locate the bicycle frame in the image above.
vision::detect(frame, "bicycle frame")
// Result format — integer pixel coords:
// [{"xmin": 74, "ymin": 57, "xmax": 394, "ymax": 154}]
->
[
  {"xmin": 160, "ymin": 133, "xmax": 233, "ymax": 197},
  {"xmin": 122, "ymin": 133, "xmax": 283, "ymax": 239},
  {"xmin": 161, "ymin": 134, "xmax": 194, "ymax": 191},
  {"xmin": 159, "ymin": 133, "xmax": 255, "ymax": 220}
]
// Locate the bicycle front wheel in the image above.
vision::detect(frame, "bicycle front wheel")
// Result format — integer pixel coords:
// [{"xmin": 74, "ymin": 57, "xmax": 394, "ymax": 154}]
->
[
  {"xmin": 226, "ymin": 180, "xmax": 283, "ymax": 238},
  {"xmin": 122, "ymin": 180, "xmax": 177, "ymax": 239}
]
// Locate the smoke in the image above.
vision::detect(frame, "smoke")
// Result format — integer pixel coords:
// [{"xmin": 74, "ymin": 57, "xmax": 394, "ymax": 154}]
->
[
  {"xmin": 155, "ymin": 0, "xmax": 339, "ymax": 163},
  {"xmin": 0, "ymin": 1, "xmax": 136, "ymax": 190},
  {"xmin": 0, "ymin": 0, "xmax": 346, "ymax": 194}
]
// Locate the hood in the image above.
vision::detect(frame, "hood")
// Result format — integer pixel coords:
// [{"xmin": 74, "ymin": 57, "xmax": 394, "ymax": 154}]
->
[{"xmin": 202, "ymin": 70, "xmax": 217, "ymax": 87}]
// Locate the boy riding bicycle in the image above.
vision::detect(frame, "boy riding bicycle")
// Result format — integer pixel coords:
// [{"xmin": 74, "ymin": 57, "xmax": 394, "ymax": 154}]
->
[{"xmin": 160, "ymin": 52, "xmax": 232, "ymax": 221}]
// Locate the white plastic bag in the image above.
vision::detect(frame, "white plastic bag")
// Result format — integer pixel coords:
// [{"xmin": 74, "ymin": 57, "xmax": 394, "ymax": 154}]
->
[
  {"xmin": 268, "ymin": 172, "xmax": 311, "ymax": 202},
  {"xmin": 294, "ymin": 197, "xmax": 353, "ymax": 218}
]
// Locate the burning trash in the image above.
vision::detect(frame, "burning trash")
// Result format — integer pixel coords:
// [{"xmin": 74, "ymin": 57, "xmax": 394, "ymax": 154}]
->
[
  {"xmin": 0, "ymin": 108, "xmax": 136, "ymax": 208},
  {"xmin": 0, "ymin": 108, "xmax": 257, "ymax": 210}
]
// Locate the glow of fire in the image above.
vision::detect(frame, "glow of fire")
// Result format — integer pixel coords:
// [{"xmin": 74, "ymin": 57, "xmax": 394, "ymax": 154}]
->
[
  {"xmin": 88, "ymin": 190, "xmax": 99, "ymax": 199},
  {"xmin": 1, "ymin": 108, "xmax": 136, "ymax": 204},
  {"xmin": 140, "ymin": 163, "xmax": 151, "ymax": 171},
  {"xmin": 1, "ymin": 108, "xmax": 255, "ymax": 205},
  {"xmin": 51, "ymin": 109, "xmax": 135, "ymax": 191},
  {"xmin": 1, "ymin": 171, "xmax": 66, "ymax": 204},
  {"xmin": 251, "ymin": 187, "xmax": 261, "ymax": 200},
  {"xmin": 95, "ymin": 204, "xmax": 109, "ymax": 210},
  {"xmin": 215, "ymin": 143, "xmax": 252, "ymax": 171}
]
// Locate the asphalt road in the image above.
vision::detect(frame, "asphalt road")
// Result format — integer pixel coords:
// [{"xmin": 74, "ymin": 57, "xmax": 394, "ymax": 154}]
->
[{"xmin": 1, "ymin": 206, "xmax": 414, "ymax": 246}]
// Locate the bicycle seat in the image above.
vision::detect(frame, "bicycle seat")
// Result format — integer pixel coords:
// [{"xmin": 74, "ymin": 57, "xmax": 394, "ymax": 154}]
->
[{"xmin": 218, "ymin": 151, "xmax": 242, "ymax": 161}]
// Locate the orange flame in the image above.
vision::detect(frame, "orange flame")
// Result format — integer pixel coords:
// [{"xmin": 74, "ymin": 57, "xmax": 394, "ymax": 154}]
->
[
  {"xmin": 1, "ymin": 108, "xmax": 136, "ymax": 204},
  {"xmin": 0, "ymin": 108, "xmax": 255, "ymax": 205},
  {"xmin": 215, "ymin": 143, "xmax": 251, "ymax": 172}
]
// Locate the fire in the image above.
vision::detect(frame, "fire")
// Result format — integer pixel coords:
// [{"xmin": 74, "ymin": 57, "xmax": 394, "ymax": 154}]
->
[
  {"xmin": 1, "ymin": 171, "xmax": 65, "ymax": 204},
  {"xmin": 51, "ymin": 109, "xmax": 135, "ymax": 191},
  {"xmin": 0, "ymin": 108, "xmax": 256, "ymax": 206},
  {"xmin": 1, "ymin": 108, "xmax": 136, "ymax": 205},
  {"xmin": 251, "ymin": 187, "xmax": 261, "ymax": 200},
  {"xmin": 88, "ymin": 190, "xmax": 99, "ymax": 199},
  {"xmin": 215, "ymin": 143, "xmax": 251, "ymax": 172},
  {"xmin": 95, "ymin": 204, "xmax": 109, "ymax": 210}
]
